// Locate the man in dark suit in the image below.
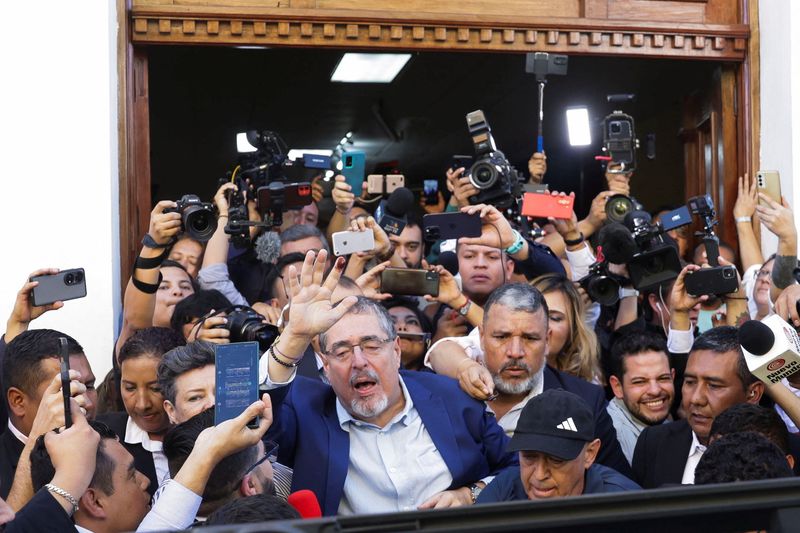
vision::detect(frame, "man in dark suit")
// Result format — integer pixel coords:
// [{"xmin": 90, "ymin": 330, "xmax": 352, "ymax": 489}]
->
[
  {"xmin": 1, "ymin": 329, "xmax": 96, "ymax": 500},
  {"xmin": 632, "ymin": 326, "xmax": 765, "ymax": 488},
  {"xmin": 263, "ymin": 251, "xmax": 516, "ymax": 515}
]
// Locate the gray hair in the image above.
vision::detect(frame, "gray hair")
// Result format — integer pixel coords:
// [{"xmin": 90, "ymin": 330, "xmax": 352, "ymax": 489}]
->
[
  {"xmin": 319, "ymin": 296, "xmax": 396, "ymax": 353},
  {"xmin": 483, "ymin": 283, "xmax": 549, "ymax": 325},
  {"xmin": 279, "ymin": 224, "xmax": 330, "ymax": 254},
  {"xmin": 157, "ymin": 341, "xmax": 216, "ymax": 405}
]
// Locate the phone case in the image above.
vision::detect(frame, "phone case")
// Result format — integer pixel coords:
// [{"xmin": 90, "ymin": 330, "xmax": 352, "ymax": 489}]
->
[
  {"xmin": 366, "ymin": 175, "xmax": 406, "ymax": 195},
  {"xmin": 31, "ymin": 268, "xmax": 87, "ymax": 307},
  {"xmin": 341, "ymin": 151, "xmax": 366, "ymax": 197},
  {"xmin": 422, "ymin": 212, "xmax": 482, "ymax": 241},
  {"xmin": 520, "ymin": 193, "xmax": 574, "ymax": 219},
  {"xmin": 385, "ymin": 175, "xmax": 405, "ymax": 193},
  {"xmin": 756, "ymin": 171, "xmax": 781, "ymax": 206},
  {"xmin": 684, "ymin": 266, "xmax": 739, "ymax": 297},
  {"xmin": 332, "ymin": 231, "xmax": 376, "ymax": 256},
  {"xmin": 381, "ymin": 268, "xmax": 439, "ymax": 297},
  {"xmin": 214, "ymin": 342, "xmax": 260, "ymax": 427}
]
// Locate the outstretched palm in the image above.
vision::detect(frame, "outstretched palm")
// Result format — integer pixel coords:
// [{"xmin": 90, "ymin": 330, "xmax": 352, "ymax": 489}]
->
[{"xmin": 285, "ymin": 250, "xmax": 358, "ymax": 338}]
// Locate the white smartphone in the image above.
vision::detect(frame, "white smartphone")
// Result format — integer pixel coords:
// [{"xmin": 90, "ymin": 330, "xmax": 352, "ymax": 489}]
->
[
  {"xmin": 756, "ymin": 170, "xmax": 781, "ymax": 206},
  {"xmin": 332, "ymin": 230, "xmax": 376, "ymax": 256}
]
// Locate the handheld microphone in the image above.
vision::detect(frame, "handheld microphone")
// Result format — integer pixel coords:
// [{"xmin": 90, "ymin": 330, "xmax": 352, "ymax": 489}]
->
[
  {"xmin": 739, "ymin": 315, "xmax": 800, "ymax": 384},
  {"xmin": 287, "ymin": 489, "xmax": 322, "ymax": 519},
  {"xmin": 255, "ymin": 231, "xmax": 282, "ymax": 264},
  {"xmin": 597, "ymin": 223, "xmax": 637, "ymax": 264},
  {"xmin": 379, "ymin": 187, "xmax": 414, "ymax": 236}
]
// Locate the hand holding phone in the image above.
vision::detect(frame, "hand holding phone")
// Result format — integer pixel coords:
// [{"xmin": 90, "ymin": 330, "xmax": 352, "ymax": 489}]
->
[
  {"xmin": 756, "ymin": 170, "xmax": 781, "ymax": 206},
  {"xmin": 381, "ymin": 268, "xmax": 439, "ymax": 297},
  {"xmin": 332, "ymin": 230, "xmax": 376, "ymax": 256},
  {"xmin": 30, "ymin": 268, "xmax": 87, "ymax": 307},
  {"xmin": 341, "ymin": 151, "xmax": 366, "ymax": 197},
  {"xmin": 59, "ymin": 337, "xmax": 72, "ymax": 429},
  {"xmin": 215, "ymin": 342, "xmax": 260, "ymax": 429},
  {"xmin": 521, "ymin": 192, "xmax": 574, "ymax": 219},
  {"xmin": 423, "ymin": 212, "xmax": 482, "ymax": 241}
]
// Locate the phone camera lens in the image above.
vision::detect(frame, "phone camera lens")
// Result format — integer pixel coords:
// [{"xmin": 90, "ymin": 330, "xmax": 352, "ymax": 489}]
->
[
  {"xmin": 74, "ymin": 272, "xmax": 84, "ymax": 283},
  {"xmin": 64, "ymin": 274, "xmax": 75, "ymax": 285}
]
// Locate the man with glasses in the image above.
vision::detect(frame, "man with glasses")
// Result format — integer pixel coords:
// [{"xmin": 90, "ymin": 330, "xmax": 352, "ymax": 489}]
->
[
  {"xmin": 163, "ymin": 407, "xmax": 280, "ymax": 519},
  {"xmin": 262, "ymin": 250, "xmax": 516, "ymax": 516}
]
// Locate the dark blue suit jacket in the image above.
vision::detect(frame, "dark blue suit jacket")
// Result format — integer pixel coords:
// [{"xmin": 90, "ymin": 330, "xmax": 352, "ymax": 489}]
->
[{"xmin": 267, "ymin": 370, "xmax": 517, "ymax": 516}]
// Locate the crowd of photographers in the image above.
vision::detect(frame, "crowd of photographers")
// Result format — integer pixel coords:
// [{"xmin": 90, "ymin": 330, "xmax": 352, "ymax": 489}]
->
[{"xmin": 1, "ymin": 129, "xmax": 800, "ymax": 531}]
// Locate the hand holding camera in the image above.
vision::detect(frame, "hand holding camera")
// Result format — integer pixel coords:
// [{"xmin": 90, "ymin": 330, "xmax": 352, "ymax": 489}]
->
[
  {"xmin": 446, "ymin": 167, "xmax": 478, "ymax": 208},
  {"xmin": 349, "ymin": 215, "xmax": 391, "ymax": 259},
  {"xmin": 355, "ymin": 261, "xmax": 393, "ymax": 301},
  {"xmin": 6, "ymin": 268, "xmax": 65, "ymax": 342},
  {"xmin": 668, "ymin": 264, "xmax": 708, "ymax": 330},
  {"xmin": 423, "ymin": 265, "xmax": 463, "ymax": 308},
  {"xmin": 459, "ymin": 204, "xmax": 522, "ymax": 254},
  {"xmin": 148, "ymin": 200, "xmax": 182, "ymax": 247},
  {"xmin": 191, "ymin": 313, "xmax": 230, "ymax": 344},
  {"xmin": 164, "ymin": 194, "xmax": 218, "ymax": 242}
]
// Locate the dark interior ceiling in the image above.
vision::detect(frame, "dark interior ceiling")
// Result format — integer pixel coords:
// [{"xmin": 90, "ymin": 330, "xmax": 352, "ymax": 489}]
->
[{"xmin": 149, "ymin": 46, "xmax": 720, "ymax": 217}]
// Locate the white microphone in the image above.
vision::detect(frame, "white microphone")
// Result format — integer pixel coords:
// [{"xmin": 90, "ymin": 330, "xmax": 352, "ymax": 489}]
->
[{"xmin": 739, "ymin": 315, "xmax": 800, "ymax": 384}]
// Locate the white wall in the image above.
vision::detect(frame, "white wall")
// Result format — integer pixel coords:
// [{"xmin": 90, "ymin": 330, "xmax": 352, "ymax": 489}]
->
[
  {"xmin": 759, "ymin": 0, "xmax": 800, "ymax": 255},
  {"xmin": 0, "ymin": 2, "xmax": 120, "ymax": 382}
]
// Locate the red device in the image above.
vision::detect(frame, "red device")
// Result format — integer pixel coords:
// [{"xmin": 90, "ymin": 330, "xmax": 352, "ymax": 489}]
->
[
  {"xmin": 287, "ymin": 490, "xmax": 322, "ymax": 518},
  {"xmin": 521, "ymin": 192, "xmax": 574, "ymax": 219}
]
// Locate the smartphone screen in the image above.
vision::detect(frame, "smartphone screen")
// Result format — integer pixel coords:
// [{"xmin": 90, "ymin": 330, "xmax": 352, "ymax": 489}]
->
[
  {"xmin": 215, "ymin": 342, "xmax": 260, "ymax": 427},
  {"xmin": 423, "ymin": 179, "xmax": 439, "ymax": 205}
]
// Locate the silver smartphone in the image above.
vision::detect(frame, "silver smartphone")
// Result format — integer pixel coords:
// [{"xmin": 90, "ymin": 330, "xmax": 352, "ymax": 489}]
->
[{"xmin": 332, "ymin": 230, "xmax": 376, "ymax": 256}]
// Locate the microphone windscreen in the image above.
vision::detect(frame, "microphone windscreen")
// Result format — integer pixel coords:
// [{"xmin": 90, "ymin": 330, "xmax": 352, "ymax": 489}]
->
[
  {"xmin": 255, "ymin": 231, "xmax": 281, "ymax": 264},
  {"xmin": 598, "ymin": 223, "xmax": 636, "ymax": 264},
  {"xmin": 385, "ymin": 187, "xmax": 415, "ymax": 216},
  {"xmin": 287, "ymin": 489, "xmax": 322, "ymax": 519},
  {"xmin": 438, "ymin": 251, "xmax": 459, "ymax": 276},
  {"xmin": 739, "ymin": 320, "xmax": 775, "ymax": 356}
]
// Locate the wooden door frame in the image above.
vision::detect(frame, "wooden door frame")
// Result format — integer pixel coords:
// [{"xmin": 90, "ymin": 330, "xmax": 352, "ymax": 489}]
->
[{"xmin": 118, "ymin": 0, "xmax": 759, "ymax": 293}]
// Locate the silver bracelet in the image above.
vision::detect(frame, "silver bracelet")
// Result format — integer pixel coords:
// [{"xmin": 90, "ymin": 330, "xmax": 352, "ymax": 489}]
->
[
  {"xmin": 45, "ymin": 483, "xmax": 79, "ymax": 513},
  {"xmin": 735, "ymin": 216, "xmax": 752, "ymax": 224}
]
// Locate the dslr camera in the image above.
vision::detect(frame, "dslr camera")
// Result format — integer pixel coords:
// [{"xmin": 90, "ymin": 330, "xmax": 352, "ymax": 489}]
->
[
  {"xmin": 580, "ymin": 259, "xmax": 627, "ymax": 306},
  {"xmin": 683, "ymin": 195, "xmax": 739, "ymax": 296},
  {"xmin": 215, "ymin": 305, "xmax": 279, "ymax": 352},
  {"xmin": 164, "ymin": 194, "xmax": 217, "ymax": 242},
  {"xmin": 464, "ymin": 110, "xmax": 522, "ymax": 209}
]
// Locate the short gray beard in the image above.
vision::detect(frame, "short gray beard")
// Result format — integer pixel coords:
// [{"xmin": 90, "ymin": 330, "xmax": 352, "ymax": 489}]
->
[
  {"xmin": 348, "ymin": 369, "xmax": 390, "ymax": 420},
  {"xmin": 493, "ymin": 362, "xmax": 544, "ymax": 396}
]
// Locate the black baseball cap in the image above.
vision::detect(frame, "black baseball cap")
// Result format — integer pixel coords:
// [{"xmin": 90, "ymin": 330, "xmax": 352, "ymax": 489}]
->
[{"xmin": 507, "ymin": 389, "xmax": 596, "ymax": 460}]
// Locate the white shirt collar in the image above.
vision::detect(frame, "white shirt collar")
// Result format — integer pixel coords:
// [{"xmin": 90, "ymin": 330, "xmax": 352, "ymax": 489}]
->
[
  {"xmin": 7, "ymin": 419, "xmax": 28, "ymax": 445},
  {"xmin": 336, "ymin": 375, "xmax": 414, "ymax": 430},
  {"xmin": 75, "ymin": 525, "xmax": 95, "ymax": 533},
  {"xmin": 689, "ymin": 430, "xmax": 707, "ymax": 457},
  {"xmin": 125, "ymin": 416, "xmax": 163, "ymax": 452}
]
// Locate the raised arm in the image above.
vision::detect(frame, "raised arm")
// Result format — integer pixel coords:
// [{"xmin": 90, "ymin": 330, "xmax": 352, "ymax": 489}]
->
[
  {"xmin": 756, "ymin": 194, "xmax": 798, "ymax": 302},
  {"xmin": 734, "ymin": 173, "xmax": 764, "ymax": 271},
  {"xmin": 5, "ymin": 269, "xmax": 64, "ymax": 343}
]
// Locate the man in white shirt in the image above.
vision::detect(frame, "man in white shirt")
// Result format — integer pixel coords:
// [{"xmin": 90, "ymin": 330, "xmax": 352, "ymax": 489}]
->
[{"xmin": 631, "ymin": 326, "xmax": 764, "ymax": 488}]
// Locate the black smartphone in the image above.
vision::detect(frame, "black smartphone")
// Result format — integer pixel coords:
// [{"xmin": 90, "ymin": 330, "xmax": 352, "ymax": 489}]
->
[
  {"xmin": 30, "ymin": 269, "xmax": 87, "ymax": 307},
  {"xmin": 256, "ymin": 182, "xmax": 313, "ymax": 214},
  {"xmin": 451, "ymin": 155, "xmax": 473, "ymax": 172},
  {"xmin": 214, "ymin": 342, "xmax": 260, "ymax": 429},
  {"xmin": 423, "ymin": 179, "xmax": 439, "ymax": 206},
  {"xmin": 423, "ymin": 212, "xmax": 482, "ymax": 241},
  {"xmin": 381, "ymin": 268, "xmax": 439, "ymax": 297},
  {"xmin": 59, "ymin": 337, "xmax": 72, "ymax": 429},
  {"xmin": 684, "ymin": 266, "xmax": 739, "ymax": 297}
]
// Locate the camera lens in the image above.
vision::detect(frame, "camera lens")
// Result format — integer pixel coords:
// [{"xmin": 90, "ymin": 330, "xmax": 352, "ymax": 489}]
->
[
  {"xmin": 723, "ymin": 269, "xmax": 735, "ymax": 279},
  {"xmin": 611, "ymin": 122, "xmax": 622, "ymax": 134},
  {"xmin": 64, "ymin": 273, "xmax": 75, "ymax": 285},
  {"xmin": 183, "ymin": 206, "xmax": 218, "ymax": 242},
  {"xmin": 469, "ymin": 162, "xmax": 497, "ymax": 190},
  {"xmin": 74, "ymin": 271, "xmax": 84, "ymax": 283},
  {"xmin": 605, "ymin": 194, "xmax": 634, "ymax": 224},
  {"xmin": 587, "ymin": 276, "xmax": 620, "ymax": 306}
]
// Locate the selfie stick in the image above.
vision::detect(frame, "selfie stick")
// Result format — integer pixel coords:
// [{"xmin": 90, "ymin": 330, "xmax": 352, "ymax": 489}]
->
[{"xmin": 525, "ymin": 53, "xmax": 568, "ymax": 154}]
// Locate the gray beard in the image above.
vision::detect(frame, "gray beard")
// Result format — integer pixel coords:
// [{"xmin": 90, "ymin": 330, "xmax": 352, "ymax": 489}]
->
[
  {"xmin": 350, "ymin": 394, "xmax": 389, "ymax": 420},
  {"xmin": 493, "ymin": 364, "xmax": 544, "ymax": 396}
]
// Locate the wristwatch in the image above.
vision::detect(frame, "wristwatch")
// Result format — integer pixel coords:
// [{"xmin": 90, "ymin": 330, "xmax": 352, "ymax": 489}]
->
[
  {"xmin": 456, "ymin": 297, "xmax": 472, "ymax": 317},
  {"xmin": 618, "ymin": 287, "xmax": 640, "ymax": 300},
  {"xmin": 469, "ymin": 483, "xmax": 483, "ymax": 503}
]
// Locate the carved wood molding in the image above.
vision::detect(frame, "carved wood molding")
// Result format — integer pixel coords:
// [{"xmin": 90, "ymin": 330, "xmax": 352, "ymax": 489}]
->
[{"xmin": 130, "ymin": 7, "xmax": 748, "ymax": 60}]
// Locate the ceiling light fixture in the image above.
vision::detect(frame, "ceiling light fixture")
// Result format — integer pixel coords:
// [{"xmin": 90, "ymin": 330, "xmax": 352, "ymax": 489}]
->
[
  {"xmin": 566, "ymin": 107, "xmax": 592, "ymax": 147},
  {"xmin": 331, "ymin": 53, "xmax": 411, "ymax": 83}
]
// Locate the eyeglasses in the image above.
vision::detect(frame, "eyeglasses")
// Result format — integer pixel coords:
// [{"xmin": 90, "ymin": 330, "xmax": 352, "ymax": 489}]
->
[
  {"xmin": 756, "ymin": 269, "xmax": 772, "ymax": 279},
  {"xmin": 244, "ymin": 440, "xmax": 279, "ymax": 476},
  {"xmin": 323, "ymin": 337, "xmax": 394, "ymax": 363}
]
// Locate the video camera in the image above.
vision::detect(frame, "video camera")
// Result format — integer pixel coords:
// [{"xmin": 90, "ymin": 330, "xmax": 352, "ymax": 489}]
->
[
  {"xmin": 223, "ymin": 130, "xmax": 327, "ymax": 247},
  {"xmin": 464, "ymin": 110, "xmax": 523, "ymax": 210},
  {"xmin": 683, "ymin": 194, "xmax": 739, "ymax": 296},
  {"xmin": 164, "ymin": 194, "xmax": 217, "ymax": 242},
  {"xmin": 581, "ymin": 204, "xmax": 692, "ymax": 305}
]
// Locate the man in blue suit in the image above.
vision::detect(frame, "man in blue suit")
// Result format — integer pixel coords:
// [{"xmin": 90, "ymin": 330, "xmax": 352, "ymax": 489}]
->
[{"xmin": 262, "ymin": 250, "xmax": 516, "ymax": 516}]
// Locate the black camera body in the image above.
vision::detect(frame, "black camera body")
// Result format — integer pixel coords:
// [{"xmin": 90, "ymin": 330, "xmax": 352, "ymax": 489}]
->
[
  {"xmin": 602, "ymin": 111, "xmax": 638, "ymax": 172},
  {"xmin": 165, "ymin": 194, "xmax": 217, "ymax": 242},
  {"xmin": 217, "ymin": 306, "xmax": 279, "ymax": 352},
  {"xmin": 623, "ymin": 210, "xmax": 684, "ymax": 291},
  {"xmin": 464, "ymin": 110, "xmax": 521, "ymax": 209},
  {"xmin": 580, "ymin": 260, "xmax": 625, "ymax": 306}
]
